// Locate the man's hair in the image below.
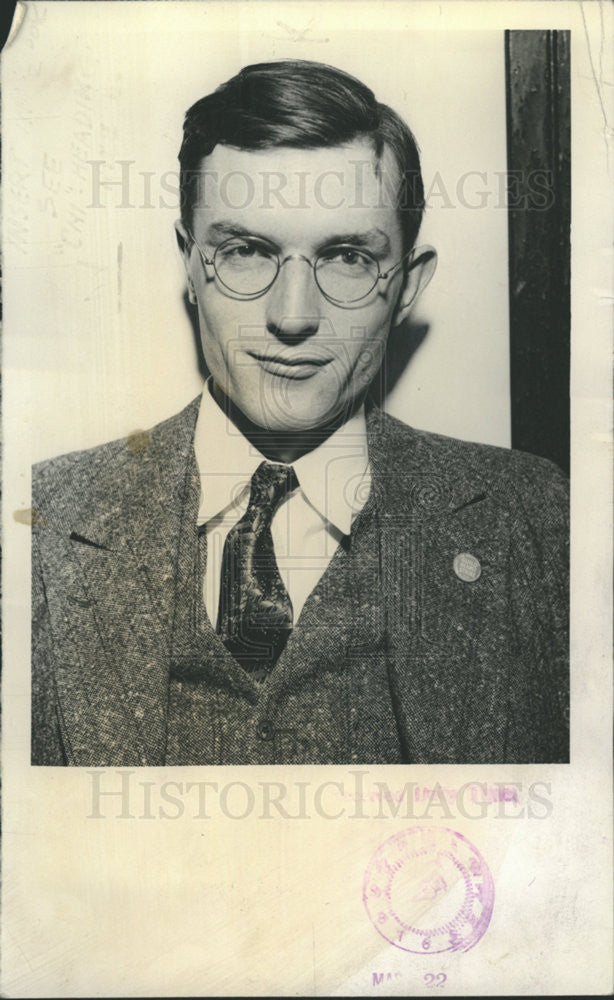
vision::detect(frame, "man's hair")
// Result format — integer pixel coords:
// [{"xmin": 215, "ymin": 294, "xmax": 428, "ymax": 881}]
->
[{"xmin": 178, "ymin": 59, "xmax": 425, "ymax": 251}]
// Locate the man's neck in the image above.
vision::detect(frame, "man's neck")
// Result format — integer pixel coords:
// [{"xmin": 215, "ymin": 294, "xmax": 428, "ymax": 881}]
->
[{"xmin": 210, "ymin": 382, "xmax": 363, "ymax": 464}]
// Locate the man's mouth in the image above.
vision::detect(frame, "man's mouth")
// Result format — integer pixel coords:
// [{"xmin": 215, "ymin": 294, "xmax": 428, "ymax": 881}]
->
[{"xmin": 248, "ymin": 351, "xmax": 333, "ymax": 380}]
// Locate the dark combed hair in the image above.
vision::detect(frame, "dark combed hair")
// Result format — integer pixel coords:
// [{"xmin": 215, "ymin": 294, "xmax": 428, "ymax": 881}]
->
[{"xmin": 178, "ymin": 60, "xmax": 425, "ymax": 251}]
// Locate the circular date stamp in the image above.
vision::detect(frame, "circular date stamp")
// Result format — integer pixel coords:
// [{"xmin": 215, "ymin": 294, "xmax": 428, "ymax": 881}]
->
[{"xmin": 363, "ymin": 826, "xmax": 494, "ymax": 954}]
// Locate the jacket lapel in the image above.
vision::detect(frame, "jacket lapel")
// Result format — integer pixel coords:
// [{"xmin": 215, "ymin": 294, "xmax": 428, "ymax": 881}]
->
[
  {"xmin": 36, "ymin": 399, "xmax": 200, "ymax": 766},
  {"xmin": 367, "ymin": 408, "xmax": 507, "ymax": 763}
]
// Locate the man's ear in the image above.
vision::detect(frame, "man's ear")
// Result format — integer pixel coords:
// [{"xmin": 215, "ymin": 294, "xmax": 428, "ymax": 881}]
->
[
  {"xmin": 174, "ymin": 219, "xmax": 197, "ymax": 304},
  {"xmin": 393, "ymin": 245, "xmax": 437, "ymax": 327}
]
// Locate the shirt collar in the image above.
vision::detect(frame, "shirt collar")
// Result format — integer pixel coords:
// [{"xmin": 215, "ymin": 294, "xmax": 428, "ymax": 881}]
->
[
  {"xmin": 194, "ymin": 381, "xmax": 370, "ymax": 535},
  {"xmin": 292, "ymin": 407, "xmax": 370, "ymax": 536}
]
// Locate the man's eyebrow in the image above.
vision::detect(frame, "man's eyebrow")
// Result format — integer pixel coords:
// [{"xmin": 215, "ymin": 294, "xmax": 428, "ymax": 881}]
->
[
  {"xmin": 316, "ymin": 229, "xmax": 392, "ymax": 254},
  {"xmin": 205, "ymin": 221, "xmax": 270, "ymax": 242}
]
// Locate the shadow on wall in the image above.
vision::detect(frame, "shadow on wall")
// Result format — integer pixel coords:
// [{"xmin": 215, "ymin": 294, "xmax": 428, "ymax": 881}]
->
[
  {"xmin": 367, "ymin": 319, "xmax": 429, "ymax": 407},
  {"xmin": 182, "ymin": 289, "xmax": 429, "ymax": 409}
]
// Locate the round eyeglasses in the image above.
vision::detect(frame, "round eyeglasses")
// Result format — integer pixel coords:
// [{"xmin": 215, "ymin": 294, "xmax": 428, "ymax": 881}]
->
[{"xmin": 188, "ymin": 232, "xmax": 413, "ymax": 306}]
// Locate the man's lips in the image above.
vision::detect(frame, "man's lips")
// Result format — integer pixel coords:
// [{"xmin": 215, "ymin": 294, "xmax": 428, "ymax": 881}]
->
[{"xmin": 247, "ymin": 351, "xmax": 333, "ymax": 379}]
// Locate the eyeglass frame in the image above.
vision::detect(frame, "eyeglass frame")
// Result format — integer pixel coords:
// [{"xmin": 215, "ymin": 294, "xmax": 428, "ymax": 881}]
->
[{"xmin": 186, "ymin": 228, "xmax": 417, "ymax": 306}]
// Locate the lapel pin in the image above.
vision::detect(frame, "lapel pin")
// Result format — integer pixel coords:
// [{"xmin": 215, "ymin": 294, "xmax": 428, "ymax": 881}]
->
[{"xmin": 453, "ymin": 552, "xmax": 482, "ymax": 582}]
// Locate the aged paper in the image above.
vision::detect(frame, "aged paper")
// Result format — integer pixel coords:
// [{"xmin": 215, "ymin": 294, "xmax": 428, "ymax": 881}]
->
[{"xmin": 2, "ymin": 1, "xmax": 612, "ymax": 995}]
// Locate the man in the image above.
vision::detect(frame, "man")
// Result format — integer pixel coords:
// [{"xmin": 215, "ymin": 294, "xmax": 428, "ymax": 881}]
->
[{"xmin": 31, "ymin": 59, "xmax": 569, "ymax": 766}]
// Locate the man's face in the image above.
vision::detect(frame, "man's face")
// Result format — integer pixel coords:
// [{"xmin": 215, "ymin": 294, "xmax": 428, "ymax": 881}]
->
[{"xmin": 179, "ymin": 139, "xmax": 424, "ymax": 432}]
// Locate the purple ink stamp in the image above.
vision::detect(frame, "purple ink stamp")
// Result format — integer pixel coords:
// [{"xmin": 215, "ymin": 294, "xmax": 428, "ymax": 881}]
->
[{"xmin": 363, "ymin": 826, "xmax": 494, "ymax": 954}]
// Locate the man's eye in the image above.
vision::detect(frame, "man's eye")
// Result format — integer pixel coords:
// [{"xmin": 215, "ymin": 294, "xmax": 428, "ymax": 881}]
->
[
  {"xmin": 232, "ymin": 243, "xmax": 259, "ymax": 258},
  {"xmin": 320, "ymin": 247, "xmax": 372, "ymax": 269},
  {"xmin": 218, "ymin": 239, "xmax": 272, "ymax": 261}
]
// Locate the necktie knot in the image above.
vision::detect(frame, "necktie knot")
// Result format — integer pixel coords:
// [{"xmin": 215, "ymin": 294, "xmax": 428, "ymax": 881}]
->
[{"xmin": 248, "ymin": 462, "xmax": 298, "ymax": 518}]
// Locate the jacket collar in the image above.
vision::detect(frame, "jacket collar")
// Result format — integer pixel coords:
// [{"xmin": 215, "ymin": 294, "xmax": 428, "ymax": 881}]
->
[
  {"xmin": 366, "ymin": 405, "xmax": 490, "ymax": 522},
  {"xmin": 65, "ymin": 397, "xmax": 201, "ymax": 553},
  {"xmin": 51, "ymin": 399, "xmax": 488, "ymax": 551}
]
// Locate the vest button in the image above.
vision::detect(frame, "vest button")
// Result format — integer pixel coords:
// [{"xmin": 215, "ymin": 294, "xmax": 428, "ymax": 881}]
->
[{"xmin": 257, "ymin": 720, "xmax": 275, "ymax": 741}]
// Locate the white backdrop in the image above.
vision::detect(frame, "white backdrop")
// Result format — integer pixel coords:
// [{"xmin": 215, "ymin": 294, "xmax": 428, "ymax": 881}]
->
[{"xmin": 4, "ymin": 4, "xmax": 511, "ymax": 462}]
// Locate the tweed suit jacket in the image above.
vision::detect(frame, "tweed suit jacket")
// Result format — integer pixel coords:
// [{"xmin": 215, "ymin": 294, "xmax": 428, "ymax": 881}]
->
[{"xmin": 31, "ymin": 398, "xmax": 569, "ymax": 766}]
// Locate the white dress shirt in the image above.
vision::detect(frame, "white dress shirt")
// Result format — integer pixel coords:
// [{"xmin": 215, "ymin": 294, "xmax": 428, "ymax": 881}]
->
[{"xmin": 194, "ymin": 382, "xmax": 372, "ymax": 626}]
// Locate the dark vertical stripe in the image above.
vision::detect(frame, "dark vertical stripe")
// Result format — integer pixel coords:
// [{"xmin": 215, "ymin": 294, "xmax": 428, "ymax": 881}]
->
[{"xmin": 505, "ymin": 30, "xmax": 571, "ymax": 473}]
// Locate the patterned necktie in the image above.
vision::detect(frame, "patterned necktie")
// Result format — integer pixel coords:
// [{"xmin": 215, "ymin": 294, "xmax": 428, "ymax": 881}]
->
[{"xmin": 216, "ymin": 461, "xmax": 299, "ymax": 678}]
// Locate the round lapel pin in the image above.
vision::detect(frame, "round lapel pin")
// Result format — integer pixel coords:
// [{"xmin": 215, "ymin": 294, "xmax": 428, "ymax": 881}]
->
[{"xmin": 453, "ymin": 552, "xmax": 482, "ymax": 582}]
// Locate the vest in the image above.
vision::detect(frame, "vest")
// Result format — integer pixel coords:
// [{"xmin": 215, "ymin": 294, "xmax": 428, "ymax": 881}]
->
[{"xmin": 165, "ymin": 468, "xmax": 404, "ymax": 765}]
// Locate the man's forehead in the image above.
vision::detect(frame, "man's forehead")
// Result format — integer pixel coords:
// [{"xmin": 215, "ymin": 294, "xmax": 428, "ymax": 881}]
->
[{"xmin": 190, "ymin": 139, "xmax": 403, "ymax": 239}]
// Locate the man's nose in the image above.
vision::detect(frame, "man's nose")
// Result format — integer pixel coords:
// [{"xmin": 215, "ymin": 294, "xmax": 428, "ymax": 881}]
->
[{"xmin": 265, "ymin": 256, "xmax": 321, "ymax": 342}]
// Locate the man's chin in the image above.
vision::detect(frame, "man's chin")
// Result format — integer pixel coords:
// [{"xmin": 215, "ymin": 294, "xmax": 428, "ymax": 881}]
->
[
  {"xmin": 211, "ymin": 380, "xmax": 362, "ymax": 444},
  {"xmin": 240, "ymin": 408, "xmax": 343, "ymax": 435},
  {"xmin": 240, "ymin": 392, "xmax": 342, "ymax": 434}
]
